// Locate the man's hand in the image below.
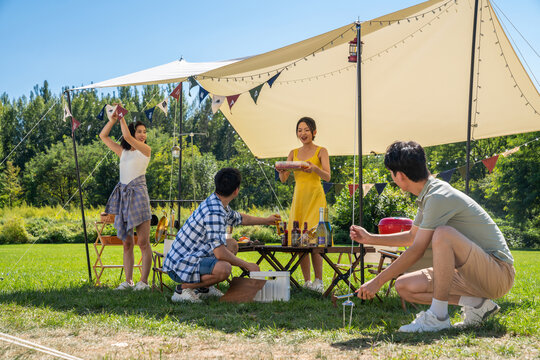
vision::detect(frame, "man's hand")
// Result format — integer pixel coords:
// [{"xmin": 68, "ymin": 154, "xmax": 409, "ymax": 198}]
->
[
  {"xmin": 355, "ymin": 278, "xmax": 381, "ymax": 300},
  {"xmin": 350, "ymin": 225, "xmax": 371, "ymax": 244},
  {"xmin": 244, "ymin": 262, "xmax": 260, "ymax": 272},
  {"xmin": 266, "ymin": 214, "xmax": 281, "ymax": 225}
]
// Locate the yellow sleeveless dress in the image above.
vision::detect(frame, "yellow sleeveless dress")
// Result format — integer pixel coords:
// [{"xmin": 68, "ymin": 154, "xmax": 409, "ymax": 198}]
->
[{"xmin": 288, "ymin": 147, "xmax": 327, "ymax": 235}]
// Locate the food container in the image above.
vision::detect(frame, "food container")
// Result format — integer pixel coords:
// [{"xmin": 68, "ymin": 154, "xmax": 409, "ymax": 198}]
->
[
  {"xmin": 378, "ymin": 217, "xmax": 413, "ymax": 234},
  {"xmin": 275, "ymin": 161, "xmax": 309, "ymax": 171}
]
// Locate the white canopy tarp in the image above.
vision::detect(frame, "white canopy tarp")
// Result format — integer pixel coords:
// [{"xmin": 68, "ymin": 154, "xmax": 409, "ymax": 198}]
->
[{"xmin": 78, "ymin": 0, "xmax": 540, "ymax": 158}]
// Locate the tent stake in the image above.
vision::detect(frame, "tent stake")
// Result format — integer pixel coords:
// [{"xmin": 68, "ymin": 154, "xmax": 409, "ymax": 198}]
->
[
  {"xmin": 466, "ymin": 0, "xmax": 480, "ymax": 194},
  {"xmin": 65, "ymin": 90, "xmax": 92, "ymax": 283}
]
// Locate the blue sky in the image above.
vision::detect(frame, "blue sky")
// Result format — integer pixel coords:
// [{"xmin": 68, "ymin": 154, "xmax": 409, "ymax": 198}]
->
[{"xmin": 0, "ymin": 0, "xmax": 538, "ymax": 100}]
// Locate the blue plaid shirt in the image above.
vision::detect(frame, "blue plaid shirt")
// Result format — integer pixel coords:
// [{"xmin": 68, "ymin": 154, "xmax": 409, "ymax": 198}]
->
[{"xmin": 163, "ymin": 193, "xmax": 242, "ymax": 283}]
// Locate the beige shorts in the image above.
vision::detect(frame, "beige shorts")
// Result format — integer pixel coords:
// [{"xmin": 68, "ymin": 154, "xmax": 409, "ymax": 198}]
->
[{"xmin": 418, "ymin": 240, "xmax": 515, "ymax": 299}]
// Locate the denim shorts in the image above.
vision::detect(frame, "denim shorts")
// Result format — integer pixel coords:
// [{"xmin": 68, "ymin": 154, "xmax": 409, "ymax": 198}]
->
[{"xmin": 167, "ymin": 256, "xmax": 218, "ymax": 284}]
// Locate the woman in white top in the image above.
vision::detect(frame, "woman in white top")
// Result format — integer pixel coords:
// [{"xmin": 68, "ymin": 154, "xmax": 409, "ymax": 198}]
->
[{"xmin": 100, "ymin": 109, "xmax": 152, "ymax": 291}]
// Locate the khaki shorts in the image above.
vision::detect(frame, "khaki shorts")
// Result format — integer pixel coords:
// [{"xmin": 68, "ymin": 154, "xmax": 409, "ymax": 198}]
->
[{"xmin": 417, "ymin": 240, "xmax": 515, "ymax": 299}]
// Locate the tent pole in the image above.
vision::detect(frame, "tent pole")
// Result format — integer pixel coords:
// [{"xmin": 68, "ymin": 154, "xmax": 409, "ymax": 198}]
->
[
  {"xmin": 177, "ymin": 84, "xmax": 183, "ymax": 227},
  {"xmin": 65, "ymin": 90, "xmax": 92, "ymax": 283},
  {"xmin": 355, "ymin": 21, "xmax": 365, "ymax": 285},
  {"xmin": 465, "ymin": 0, "xmax": 480, "ymax": 194}
]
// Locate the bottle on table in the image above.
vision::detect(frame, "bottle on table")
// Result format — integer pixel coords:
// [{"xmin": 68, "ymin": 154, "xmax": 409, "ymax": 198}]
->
[
  {"xmin": 291, "ymin": 221, "xmax": 301, "ymax": 247},
  {"xmin": 323, "ymin": 208, "xmax": 333, "ymax": 247},
  {"xmin": 281, "ymin": 221, "xmax": 288, "ymax": 247},
  {"xmin": 316, "ymin": 208, "xmax": 327, "ymax": 247},
  {"xmin": 301, "ymin": 222, "xmax": 308, "ymax": 247}
]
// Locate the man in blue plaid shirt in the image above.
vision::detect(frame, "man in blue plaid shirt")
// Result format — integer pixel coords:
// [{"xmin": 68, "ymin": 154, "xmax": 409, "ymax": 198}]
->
[{"xmin": 163, "ymin": 168, "xmax": 281, "ymax": 303}]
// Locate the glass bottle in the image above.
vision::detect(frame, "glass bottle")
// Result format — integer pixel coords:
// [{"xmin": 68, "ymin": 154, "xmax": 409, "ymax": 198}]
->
[
  {"xmin": 281, "ymin": 222, "xmax": 288, "ymax": 247},
  {"xmin": 323, "ymin": 208, "xmax": 333, "ymax": 247},
  {"xmin": 301, "ymin": 222, "xmax": 308, "ymax": 247},
  {"xmin": 316, "ymin": 208, "xmax": 327, "ymax": 247},
  {"xmin": 291, "ymin": 221, "xmax": 301, "ymax": 247}
]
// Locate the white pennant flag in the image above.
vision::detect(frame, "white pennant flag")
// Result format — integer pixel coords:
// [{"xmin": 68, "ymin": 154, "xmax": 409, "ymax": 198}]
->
[
  {"xmin": 156, "ymin": 98, "xmax": 169, "ymax": 116},
  {"xmin": 211, "ymin": 95, "xmax": 225, "ymax": 114},
  {"xmin": 105, "ymin": 104, "xmax": 117, "ymax": 122},
  {"xmin": 63, "ymin": 103, "xmax": 72, "ymax": 122}
]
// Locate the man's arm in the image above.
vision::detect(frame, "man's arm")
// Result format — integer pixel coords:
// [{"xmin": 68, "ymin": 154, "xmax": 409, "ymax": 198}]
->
[
  {"xmin": 350, "ymin": 224, "xmax": 416, "ymax": 247},
  {"xmin": 356, "ymin": 227, "xmax": 434, "ymax": 299},
  {"xmin": 213, "ymin": 244, "xmax": 259, "ymax": 272},
  {"xmin": 240, "ymin": 213, "xmax": 280, "ymax": 226}
]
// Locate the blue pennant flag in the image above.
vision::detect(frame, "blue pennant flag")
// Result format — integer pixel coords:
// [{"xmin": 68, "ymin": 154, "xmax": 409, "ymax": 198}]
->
[
  {"xmin": 198, "ymin": 87, "xmax": 209, "ymax": 102},
  {"xmin": 188, "ymin": 76, "xmax": 199, "ymax": 95},
  {"xmin": 96, "ymin": 105, "xmax": 106, "ymax": 121},
  {"xmin": 267, "ymin": 72, "xmax": 281, "ymax": 88},
  {"xmin": 275, "ymin": 169, "xmax": 280, "ymax": 181},
  {"xmin": 144, "ymin": 107, "xmax": 156, "ymax": 123},
  {"xmin": 323, "ymin": 182, "xmax": 334, "ymax": 194},
  {"xmin": 375, "ymin": 183, "xmax": 387, "ymax": 195},
  {"xmin": 438, "ymin": 168, "xmax": 456, "ymax": 183}
]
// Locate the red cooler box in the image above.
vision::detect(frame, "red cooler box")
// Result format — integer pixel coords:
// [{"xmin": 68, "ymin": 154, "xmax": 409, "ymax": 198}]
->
[{"xmin": 378, "ymin": 217, "xmax": 413, "ymax": 234}]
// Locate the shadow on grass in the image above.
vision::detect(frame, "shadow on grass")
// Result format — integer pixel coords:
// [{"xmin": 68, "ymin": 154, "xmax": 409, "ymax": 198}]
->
[{"xmin": 0, "ymin": 284, "xmax": 514, "ymax": 339}]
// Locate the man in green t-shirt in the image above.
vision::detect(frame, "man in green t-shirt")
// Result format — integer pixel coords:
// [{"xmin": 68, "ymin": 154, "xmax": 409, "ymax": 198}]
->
[{"xmin": 350, "ymin": 141, "xmax": 515, "ymax": 333}]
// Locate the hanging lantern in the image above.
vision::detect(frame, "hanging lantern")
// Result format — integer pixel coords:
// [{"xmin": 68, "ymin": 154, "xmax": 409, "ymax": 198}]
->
[
  {"xmin": 171, "ymin": 144, "xmax": 181, "ymax": 159},
  {"xmin": 348, "ymin": 38, "xmax": 364, "ymax": 63}
]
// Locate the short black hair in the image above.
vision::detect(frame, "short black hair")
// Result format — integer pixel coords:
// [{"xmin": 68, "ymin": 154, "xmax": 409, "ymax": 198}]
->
[
  {"xmin": 214, "ymin": 168, "xmax": 242, "ymax": 196},
  {"xmin": 120, "ymin": 120, "xmax": 147, "ymax": 150},
  {"xmin": 384, "ymin": 141, "xmax": 429, "ymax": 182},
  {"xmin": 296, "ymin": 117, "xmax": 317, "ymax": 140}
]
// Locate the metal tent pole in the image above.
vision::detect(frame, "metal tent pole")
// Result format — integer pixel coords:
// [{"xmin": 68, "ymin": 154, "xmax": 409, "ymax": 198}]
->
[
  {"xmin": 465, "ymin": 0, "xmax": 480, "ymax": 194},
  {"xmin": 65, "ymin": 90, "xmax": 92, "ymax": 283},
  {"xmin": 177, "ymin": 86, "xmax": 183, "ymax": 226},
  {"xmin": 355, "ymin": 21, "xmax": 365, "ymax": 285}
]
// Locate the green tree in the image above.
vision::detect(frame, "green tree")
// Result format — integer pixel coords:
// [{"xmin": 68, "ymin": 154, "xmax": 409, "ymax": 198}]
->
[{"xmin": 0, "ymin": 161, "xmax": 22, "ymax": 207}]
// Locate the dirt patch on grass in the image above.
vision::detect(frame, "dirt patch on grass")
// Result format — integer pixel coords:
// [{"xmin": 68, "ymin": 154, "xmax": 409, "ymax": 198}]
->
[{"xmin": 1, "ymin": 329, "xmax": 538, "ymax": 359}]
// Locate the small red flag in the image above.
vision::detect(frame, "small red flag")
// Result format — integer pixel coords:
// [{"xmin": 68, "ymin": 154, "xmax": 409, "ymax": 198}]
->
[
  {"xmin": 170, "ymin": 83, "xmax": 182, "ymax": 100},
  {"xmin": 71, "ymin": 118, "xmax": 81, "ymax": 133},
  {"xmin": 482, "ymin": 155, "xmax": 499, "ymax": 173},
  {"xmin": 227, "ymin": 94, "xmax": 240, "ymax": 109},
  {"xmin": 348, "ymin": 184, "xmax": 359, "ymax": 196},
  {"xmin": 115, "ymin": 105, "xmax": 129, "ymax": 119}
]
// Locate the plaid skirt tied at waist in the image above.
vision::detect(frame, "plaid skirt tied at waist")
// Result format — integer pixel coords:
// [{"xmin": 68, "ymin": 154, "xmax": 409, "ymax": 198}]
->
[{"xmin": 105, "ymin": 175, "xmax": 152, "ymax": 241}]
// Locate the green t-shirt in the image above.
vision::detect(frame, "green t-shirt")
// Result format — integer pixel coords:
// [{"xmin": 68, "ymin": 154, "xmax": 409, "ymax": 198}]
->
[{"xmin": 414, "ymin": 177, "xmax": 513, "ymax": 264}]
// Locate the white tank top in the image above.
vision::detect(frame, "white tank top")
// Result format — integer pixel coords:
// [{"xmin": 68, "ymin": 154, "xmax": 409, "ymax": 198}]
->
[{"xmin": 119, "ymin": 149, "xmax": 150, "ymax": 184}]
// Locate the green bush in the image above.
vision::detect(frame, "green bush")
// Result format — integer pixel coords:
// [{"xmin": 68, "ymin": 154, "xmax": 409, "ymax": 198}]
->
[
  {"xmin": 0, "ymin": 217, "xmax": 30, "ymax": 244},
  {"xmin": 232, "ymin": 226, "xmax": 279, "ymax": 244},
  {"xmin": 333, "ymin": 184, "xmax": 416, "ymax": 235}
]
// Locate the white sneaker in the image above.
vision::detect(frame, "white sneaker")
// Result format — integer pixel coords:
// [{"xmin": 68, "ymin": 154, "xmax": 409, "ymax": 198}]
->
[
  {"xmin": 171, "ymin": 288, "xmax": 202, "ymax": 303},
  {"xmin": 114, "ymin": 281, "xmax": 134, "ymax": 290},
  {"xmin": 303, "ymin": 281, "xmax": 313, "ymax": 290},
  {"xmin": 399, "ymin": 310, "xmax": 452, "ymax": 333},
  {"xmin": 196, "ymin": 286, "xmax": 224, "ymax": 298},
  {"xmin": 455, "ymin": 299, "xmax": 500, "ymax": 327},
  {"xmin": 310, "ymin": 279, "xmax": 324, "ymax": 293},
  {"xmin": 133, "ymin": 281, "xmax": 150, "ymax": 291}
]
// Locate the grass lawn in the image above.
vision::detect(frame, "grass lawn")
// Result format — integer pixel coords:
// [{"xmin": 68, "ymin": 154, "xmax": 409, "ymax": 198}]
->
[{"xmin": 0, "ymin": 243, "xmax": 538, "ymax": 359}]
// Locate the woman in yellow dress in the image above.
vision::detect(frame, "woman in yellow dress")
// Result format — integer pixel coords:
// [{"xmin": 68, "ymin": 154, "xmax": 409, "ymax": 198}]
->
[{"xmin": 278, "ymin": 117, "xmax": 331, "ymax": 292}]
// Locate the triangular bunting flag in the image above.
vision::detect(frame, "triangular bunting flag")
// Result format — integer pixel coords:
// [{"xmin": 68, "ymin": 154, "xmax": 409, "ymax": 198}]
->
[
  {"xmin": 227, "ymin": 94, "xmax": 240, "ymax": 109},
  {"xmin": 188, "ymin": 76, "xmax": 198, "ymax": 95},
  {"xmin": 144, "ymin": 107, "xmax": 156, "ymax": 123},
  {"xmin": 502, "ymin": 146, "xmax": 520, "ymax": 157},
  {"xmin": 71, "ymin": 118, "xmax": 80, "ymax": 133},
  {"xmin": 458, "ymin": 163, "xmax": 475, "ymax": 180},
  {"xmin": 334, "ymin": 183, "xmax": 345, "ymax": 195},
  {"xmin": 198, "ymin": 87, "xmax": 209, "ymax": 102},
  {"xmin": 348, "ymin": 184, "xmax": 359, "ymax": 196},
  {"xmin": 322, "ymin": 182, "xmax": 334, "ymax": 194},
  {"xmin": 156, "ymin": 98, "xmax": 169, "ymax": 115},
  {"xmin": 375, "ymin": 183, "xmax": 387, "ymax": 195},
  {"xmin": 439, "ymin": 168, "xmax": 456, "ymax": 183},
  {"xmin": 249, "ymin": 84, "xmax": 264, "ymax": 104},
  {"xmin": 482, "ymin": 155, "xmax": 499, "ymax": 174},
  {"xmin": 267, "ymin": 72, "xmax": 281, "ymax": 88},
  {"xmin": 105, "ymin": 104, "xmax": 116, "ymax": 122},
  {"xmin": 275, "ymin": 169, "xmax": 279, "ymax": 181},
  {"xmin": 170, "ymin": 83, "xmax": 182, "ymax": 100},
  {"xmin": 96, "ymin": 105, "xmax": 106, "ymax": 121},
  {"xmin": 115, "ymin": 104, "xmax": 128, "ymax": 119},
  {"xmin": 211, "ymin": 95, "xmax": 226, "ymax": 114},
  {"xmin": 63, "ymin": 103, "xmax": 72, "ymax": 122},
  {"xmin": 363, "ymin": 184, "xmax": 374, "ymax": 196}
]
